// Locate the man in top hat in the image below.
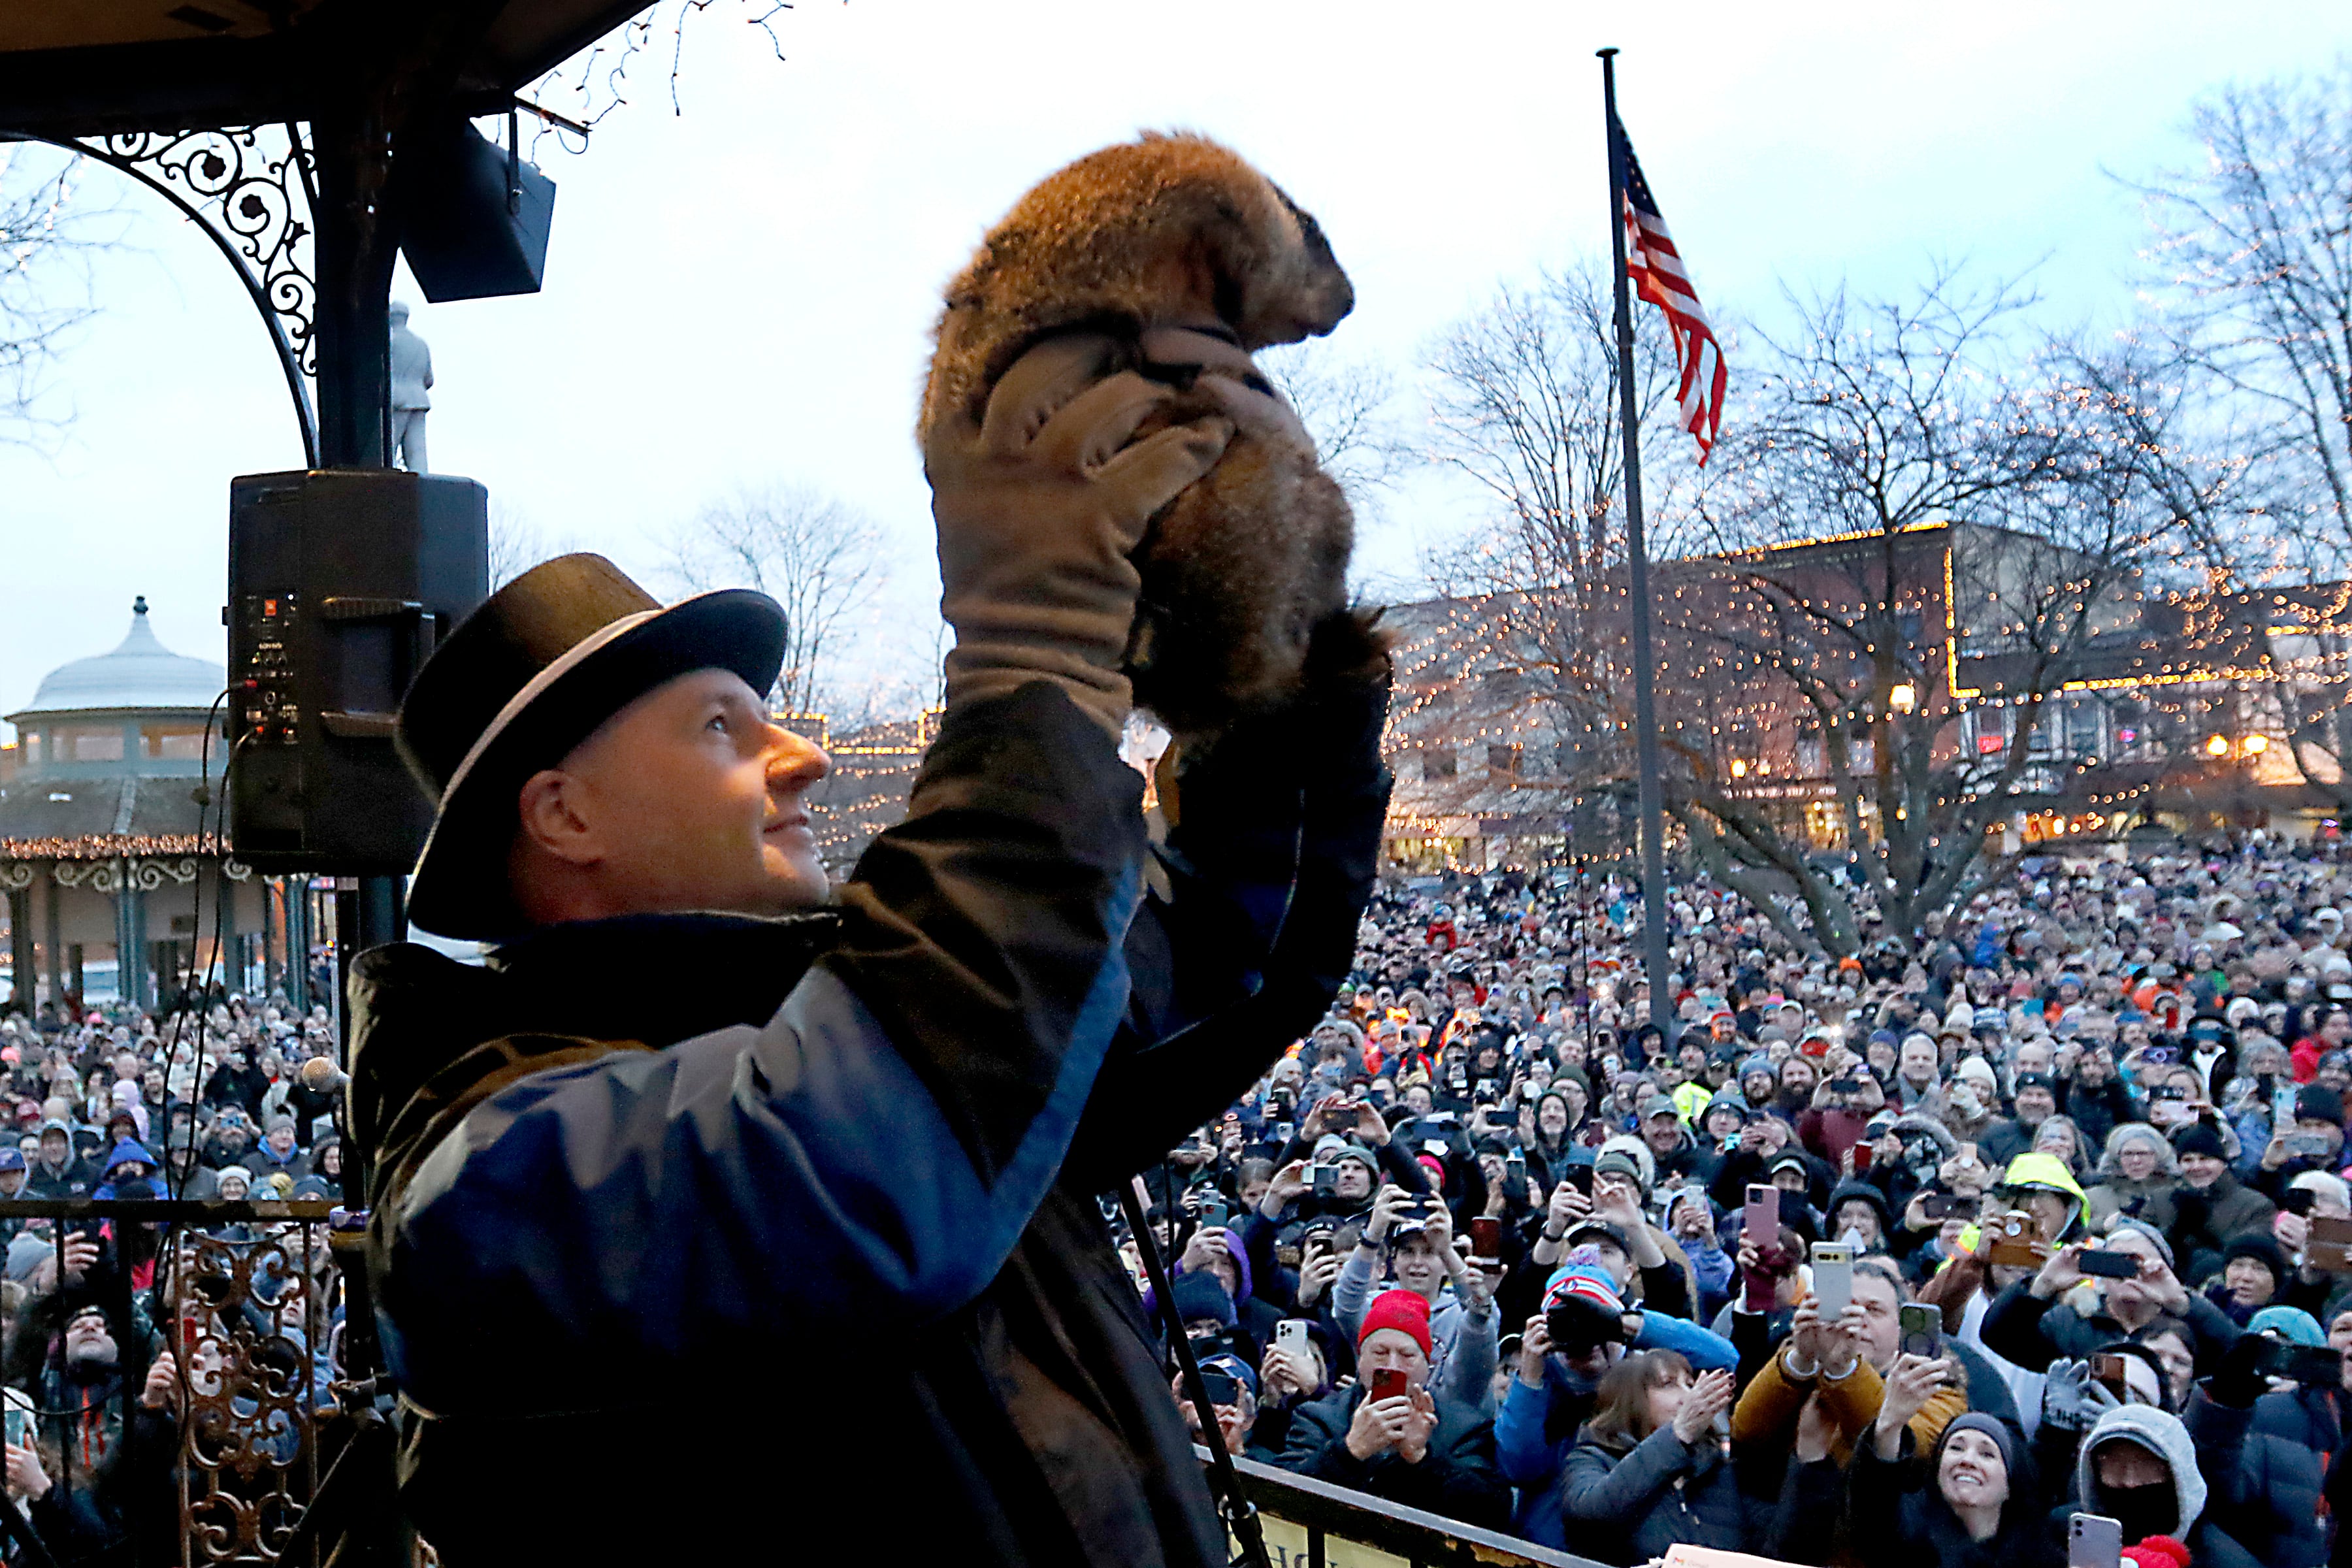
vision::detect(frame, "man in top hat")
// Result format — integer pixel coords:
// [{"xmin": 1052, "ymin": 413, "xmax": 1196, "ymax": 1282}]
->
[{"xmin": 348, "ymin": 329, "xmax": 1394, "ymax": 1566}]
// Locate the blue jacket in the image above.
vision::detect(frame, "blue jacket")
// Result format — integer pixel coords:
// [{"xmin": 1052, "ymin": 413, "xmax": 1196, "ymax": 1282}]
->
[
  {"xmin": 1491, "ymin": 1315, "xmax": 1737, "ymax": 1547},
  {"xmin": 352, "ymin": 674, "xmax": 1396, "ymax": 1567}
]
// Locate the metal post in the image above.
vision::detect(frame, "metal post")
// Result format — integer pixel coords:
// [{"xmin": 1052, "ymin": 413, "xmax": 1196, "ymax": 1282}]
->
[
  {"xmin": 1598, "ymin": 48, "xmax": 1676, "ymax": 1054},
  {"xmin": 42, "ymin": 869, "xmax": 62, "ymax": 1009}
]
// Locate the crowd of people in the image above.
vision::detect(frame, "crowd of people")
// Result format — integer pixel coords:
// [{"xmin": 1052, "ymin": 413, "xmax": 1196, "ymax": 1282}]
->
[
  {"xmin": 14, "ymin": 839, "xmax": 2352, "ymax": 1566},
  {"xmin": 0, "ymin": 994, "xmax": 346, "ymax": 1560},
  {"xmin": 1141, "ymin": 843, "xmax": 2352, "ymax": 1568}
]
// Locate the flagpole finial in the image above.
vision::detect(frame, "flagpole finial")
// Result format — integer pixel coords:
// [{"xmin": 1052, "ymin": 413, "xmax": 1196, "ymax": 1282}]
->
[{"xmin": 1597, "ymin": 45, "xmax": 1619, "ymax": 58}]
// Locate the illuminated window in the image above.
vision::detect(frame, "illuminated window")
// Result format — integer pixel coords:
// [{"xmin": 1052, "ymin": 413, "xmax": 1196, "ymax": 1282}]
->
[
  {"xmin": 54, "ymin": 724, "xmax": 123, "ymax": 762},
  {"xmin": 142, "ymin": 724, "xmax": 207, "ymax": 760}
]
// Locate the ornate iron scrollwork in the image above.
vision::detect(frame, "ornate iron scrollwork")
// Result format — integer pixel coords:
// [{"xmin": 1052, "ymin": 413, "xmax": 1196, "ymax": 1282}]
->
[
  {"xmin": 97, "ymin": 128, "xmax": 316, "ymax": 375},
  {"xmin": 176, "ymin": 1223, "xmax": 324, "ymax": 1564}
]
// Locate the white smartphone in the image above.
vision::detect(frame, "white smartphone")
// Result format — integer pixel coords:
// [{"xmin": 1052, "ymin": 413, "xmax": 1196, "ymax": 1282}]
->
[
  {"xmin": 1276, "ymin": 1318, "xmax": 1311, "ymax": 1362},
  {"xmin": 2068, "ymin": 1514, "xmax": 2122, "ymax": 1568},
  {"xmin": 1810, "ymin": 1242, "xmax": 1854, "ymax": 1322}
]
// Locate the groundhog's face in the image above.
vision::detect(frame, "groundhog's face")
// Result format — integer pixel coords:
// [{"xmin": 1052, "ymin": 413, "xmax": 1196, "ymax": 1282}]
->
[{"xmin": 1235, "ymin": 182, "xmax": 1354, "ymax": 348}]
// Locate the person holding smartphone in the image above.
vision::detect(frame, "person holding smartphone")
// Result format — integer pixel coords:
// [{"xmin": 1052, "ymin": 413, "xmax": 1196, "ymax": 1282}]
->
[
  {"xmin": 1809, "ymin": 1378, "xmax": 2059, "ymax": 1568},
  {"xmin": 1272, "ymin": 1289, "xmax": 1510, "ymax": 1527}
]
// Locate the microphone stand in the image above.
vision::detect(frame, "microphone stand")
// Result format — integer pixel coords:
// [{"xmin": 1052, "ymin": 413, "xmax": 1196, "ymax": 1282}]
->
[{"xmin": 1120, "ymin": 1184, "xmax": 1271, "ymax": 1568}]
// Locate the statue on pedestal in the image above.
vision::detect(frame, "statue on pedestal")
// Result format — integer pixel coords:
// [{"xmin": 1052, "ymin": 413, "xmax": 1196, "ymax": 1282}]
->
[{"xmin": 390, "ymin": 301, "xmax": 433, "ymax": 472}]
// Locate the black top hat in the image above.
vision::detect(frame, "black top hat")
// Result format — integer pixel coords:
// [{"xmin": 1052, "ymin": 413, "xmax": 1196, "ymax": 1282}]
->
[{"xmin": 397, "ymin": 553, "xmax": 786, "ymax": 939}]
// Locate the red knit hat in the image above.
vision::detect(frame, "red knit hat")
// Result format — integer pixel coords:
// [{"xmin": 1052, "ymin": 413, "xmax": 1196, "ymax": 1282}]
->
[
  {"xmin": 2121, "ymin": 1539, "xmax": 2190, "ymax": 1568},
  {"xmin": 1358, "ymin": 1289, "xmax": 1433, "ymax": 1357}
]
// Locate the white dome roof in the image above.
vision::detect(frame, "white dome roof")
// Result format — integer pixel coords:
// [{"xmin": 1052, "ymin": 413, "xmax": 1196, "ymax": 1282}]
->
[{"xmin": 16, "ymin": 598, "xmax": 224, "ymax": 716}]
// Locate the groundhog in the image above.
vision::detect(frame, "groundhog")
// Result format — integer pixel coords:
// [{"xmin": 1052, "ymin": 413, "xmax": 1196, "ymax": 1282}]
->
[{"xmin": 923, "ymin": 131, "xmax": 1383, "ymax": 736}]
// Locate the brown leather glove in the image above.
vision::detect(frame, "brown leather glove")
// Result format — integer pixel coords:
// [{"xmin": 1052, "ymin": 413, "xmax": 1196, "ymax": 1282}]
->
[{"xmin": 924, "ymin": 333, "xmax": 1232, "ymax": 737}]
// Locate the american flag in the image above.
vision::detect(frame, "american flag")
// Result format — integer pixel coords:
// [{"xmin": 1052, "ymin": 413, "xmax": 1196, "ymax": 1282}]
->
[{"xmin": 1611, "ymin": 110, "xmax": 1727, "ymax": 464}]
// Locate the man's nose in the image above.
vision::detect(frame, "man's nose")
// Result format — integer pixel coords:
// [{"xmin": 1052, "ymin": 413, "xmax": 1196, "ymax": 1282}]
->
[{"xmin": 766, "ymin": 725, "xmax": 832, "ymax": 788}]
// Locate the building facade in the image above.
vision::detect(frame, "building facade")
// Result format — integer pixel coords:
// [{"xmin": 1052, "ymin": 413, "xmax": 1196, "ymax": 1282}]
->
[{"xmin": 0, "ymin": 598, "xmax": 306, "ymax": 1012}]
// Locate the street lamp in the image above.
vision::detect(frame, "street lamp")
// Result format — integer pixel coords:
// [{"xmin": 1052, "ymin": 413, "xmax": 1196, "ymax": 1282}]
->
[
  {"xmin": 1729, "ymin": 758, "xmax": 1748, "ymax": 779},
  {"xmin": 2242, "ymin": 733, "xmax": 2270, "ymax": 757},
  {"xmin": 2206, "ymin": 734, "xmax": 2230, "ymax": 758},
  {"xmin": 1889, "ymin": 682, "xmax": 1917, "ymax": 715}
]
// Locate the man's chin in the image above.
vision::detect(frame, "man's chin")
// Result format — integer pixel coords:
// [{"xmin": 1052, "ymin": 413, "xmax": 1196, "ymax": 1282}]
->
[{"xmin": 760, "ymin": 848, "xmax": 832, "ymax": 910}]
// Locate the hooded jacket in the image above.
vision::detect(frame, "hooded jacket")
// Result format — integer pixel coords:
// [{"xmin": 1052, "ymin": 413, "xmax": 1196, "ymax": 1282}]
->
[
  {"xmin": 2065, "ymin": 1402, "xmax": 2261, "ymax": 1568},
  {"xmin": 351, "ymin": 675, "xmax": 1392, "ymax": 1568}
]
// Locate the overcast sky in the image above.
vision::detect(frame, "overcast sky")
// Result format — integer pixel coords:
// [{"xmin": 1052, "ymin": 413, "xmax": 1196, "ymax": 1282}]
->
[{"xmin": 0, "ymin": 0, "xmax": 2345, "ymax": 732}]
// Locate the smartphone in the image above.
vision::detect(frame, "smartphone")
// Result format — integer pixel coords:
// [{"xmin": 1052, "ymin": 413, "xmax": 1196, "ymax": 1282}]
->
[
  {"xmin": 1270, "ymin": 1121, "xmax": 1295, "ymax": 1145},
  {"xmin": 1503, "ymin": 1150, "xmax": 1527, "ymax": 1189},
  {"xmin": 1470, "ymin": 1215, "xmax": 1501, "ymax": 1258},
  {"xmin": 1920, "ymin": 1193, "xmax": 1967, "ymax": 1220},
  {"xmin": 1829, "ymin": 1077, "xmax": 1862, "ymax": 1094},
  {"xmin": 1742, "ymin": 1184, "xmax": 1780, "ymax": 1314},
  {"xmin": 2069, "ymin": 1513, "xmax": 2123, "ymax": 1568},
  {"xmin": 1276, "ymin": 1318, "xmax": 1312, "ymax": 1363},
  {"xmin": 1811, "ymin": 1242, "xmax": 1854, "ymax": 1321},
  {"xmin": 1196, "ymin": 1195, "xmax": 1230, "ymax": 1229},
  {"xmin": 1850, "ymin": 1143, "xmax": 1873, "ymax": 1175},
  {"xmin": 1562, "ymin": 1164, "xmax": 1593, "ymax": 1196},
  {"xmin": 1369, "ymin": 1367, "xmax": 1410, "ymax": 1403},
  {"xmin": 2089, "ymin": 1352, "xmax": 2132, "ymax": 1395},
  {"xmin": 1198, "ymin": 1367, "xmax": 1240, "ymax": 1407},
  {"xmin": 1899, "ymin": 1302, "xmax": 1940, "ymax": 1360},
  {"xmin": 1, "ymin": 1399, "xmax": 27, "ymax": 1452},
  {"xmin": 2285, "ymin": 1187, "xmax": 2319, "ymax": 1218},
  {"xmin": 1311, "ymin": 1164, "xmax": 1339, "ymax": 1198},
  {"xmin": 2289, "ymin": 1133, "xmax": 2336, "ymax": 1160},
  {"xmin": 2078, "ymin": 1249, "xmax": 2140, "ymax": 1280},
  {"xmin": 2253, "ymin": 1339, "xmax": 2347, "ymax": 1387},
  {"xmin": 2308, "ymin": 1215, "xmax": 2352, "ymax": 1272},
  {"xmin": 1986, "ymin": 1211, "xmax": 2044, "ymax": 1267}
]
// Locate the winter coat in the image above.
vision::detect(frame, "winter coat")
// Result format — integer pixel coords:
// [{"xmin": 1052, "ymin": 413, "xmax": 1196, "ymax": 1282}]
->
[
  {"xmin": 350, "ymin": 677, "xmax": 1392, "ymax": 1568},
  {"xmin": 1331, "ymin": 1250, "xmax": 1497, "ymax": 1414},
  {"xmin": 1494, "ymin": 1363, "xmax": 1597, "ymax": 1548},
  {"xmin": 2084, "ymin": 1173, "xmax": 2178, "ymax": 1230},
  {"xmin": 1276, "ymin": 1382, "xmax": 1510, "ymax": 1531},
  {"xmin": 2193, "ymin": 1390, "xmax": 2328, "ymax": 1568},
  {"xmin": 1560, "ymin": 1421, "xmax": 1765, "ymax": 1566},
  {"xmin": 2061, "ymin": 1079, "xmax": 2140, "ymax": 1152},
  {"xmin": 1978, "ymin": 1279, "xmax": 2245, "ymax": 1377},
  {"xmin": 2061, "ymin": 1401, "xmax": 2264, "ymax": 1568},
  {"xmin": 1840, "ymin": 1426, "xmax": 2061, "ymax": 1568},
  {"xmin": 2138, "ymin": 1173, "xmax": 2277, "ymax": 1284}
]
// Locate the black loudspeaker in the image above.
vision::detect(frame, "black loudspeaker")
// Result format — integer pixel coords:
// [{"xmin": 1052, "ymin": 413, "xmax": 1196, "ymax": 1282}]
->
[
  {"xmin": 227, "ymin": 469, "xmax": 489, "ymax": 872},
  {"xmin": 397, "ymin": 116, "xmax": 556, "ymax": 302}
]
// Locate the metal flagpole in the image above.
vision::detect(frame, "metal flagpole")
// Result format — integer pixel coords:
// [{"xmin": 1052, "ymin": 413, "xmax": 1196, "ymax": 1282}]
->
[{"xmin": 1598, "ymin": 47, "xmax": 1676, "ymax": 1058}]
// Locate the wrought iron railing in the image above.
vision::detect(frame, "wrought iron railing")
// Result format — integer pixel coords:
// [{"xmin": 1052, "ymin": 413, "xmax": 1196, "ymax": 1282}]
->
[
  {"xmin": 0, "ymin": 1198, "xmax": 353, "ymax": 1568},
  {"xmin": 1203, "ymin": 1446, "xmax": 1610, "ymax": 1568}
]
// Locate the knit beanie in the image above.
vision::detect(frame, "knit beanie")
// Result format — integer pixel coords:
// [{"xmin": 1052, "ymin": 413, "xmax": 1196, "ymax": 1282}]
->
[
  {"xmin": 1543, "ymin": 1254, "xmax": 1627, "ymax": 1318},
  {"xmin": 2223, "ymin": 1232, "xmax": 2290, "ymax": 1286},
  {"xmin": 2248, "ymin": 1305, "xmax": 2326, "ymax": 1346},
  {"xmin": 1170, "ymin": 1271, "xmax": 1237, "ymax": 1330},
  {"xmin": 1935, "ymin": 1411, "xmax": 2017, "ymax": 1478},
  {"xmin": 2170, "ymin": 1120, "xmax": 2227, "ymax": 1160},
  {"xmin": 1358, "ymin": 1288, "xmax": 1433, "ymax": 1358},
  {"xmin": 2107, "ymin": 1217, "xmax": 2177, "ymax": 1272}
]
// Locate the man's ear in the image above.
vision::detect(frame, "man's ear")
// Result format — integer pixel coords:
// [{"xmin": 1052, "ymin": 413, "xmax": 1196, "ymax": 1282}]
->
[{"xmin": 515, "ymin": 768, "xmax": 604, "ymax": 868}]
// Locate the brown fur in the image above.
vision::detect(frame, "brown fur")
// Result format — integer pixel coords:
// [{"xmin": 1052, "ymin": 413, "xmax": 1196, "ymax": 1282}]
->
[{"xmin": 922, "ymin": 131, "xmax": 1368, "ymax": 735}]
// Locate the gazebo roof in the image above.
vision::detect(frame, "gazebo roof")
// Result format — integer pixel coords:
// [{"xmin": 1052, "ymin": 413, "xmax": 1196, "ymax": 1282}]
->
[
  {"xmin": 9, "ymin": 598, "xmax": 223, "ymax": 720},
  {"xmin": 0, "ymin": 1, "xmax": 655, "ymax": 139},
  {"xmin": 0, "ymin": 771, "xmax": 211, "ymax": 861}
]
